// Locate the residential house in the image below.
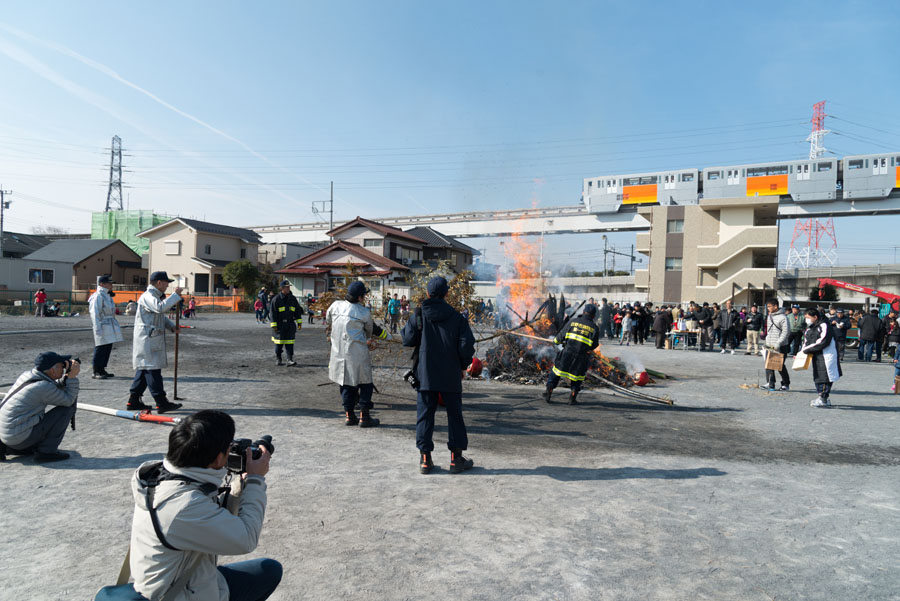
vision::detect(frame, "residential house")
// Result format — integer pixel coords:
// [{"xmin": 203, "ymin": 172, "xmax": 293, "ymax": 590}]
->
[
  {"xmin": 327, "ymin": 216, "xmax": 426, "ymax": 267},
  {"xmin": 137, "ymin": 218, "xmax": 261, "ymax": 294},
  {"xmin": 24, "ymin": 239, "xmax": 145, "ymax": 290},
  {"xmin": 404, "ymin": 226, "xmax": 479, "ymax": 273},
  {"xmin": 276, "ymin": 240, "xmax": 410, "ymax": 299}
]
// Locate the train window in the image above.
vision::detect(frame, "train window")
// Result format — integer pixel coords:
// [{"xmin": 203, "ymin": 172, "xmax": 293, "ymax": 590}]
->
[
  {"xmin": 848, "ymin": 159, "xmax": 863, "ymax": 170},
  {"xmin": 896, "ymin": 156, "xmax": 900, "ymax": 165},
  {"xmin": 707, "ymin": 170, "xmax": 721, "ymax": 180},
  {"xmin": 865, "ymin": 159, "xmax": 869, "ymax": 167},
  {"xmin": 818, "ymin": 162, "xmax": 832, "ymax": 171},
  {"xmin": 747, "ymin": 165, "xmax": 788, "ymax": 177},
  {"xmin": 681, "ymin": 172, "xmax": 694, "ymax": 182},
  {"xmin": 588, "ymin": 181, "xmax": 592, "ymax": 187}
]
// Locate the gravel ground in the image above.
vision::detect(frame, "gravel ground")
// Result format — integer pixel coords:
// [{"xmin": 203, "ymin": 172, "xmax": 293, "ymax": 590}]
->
[{"xmin": 1, "ymin": 312, "xmax": 898, "ymax": 601}]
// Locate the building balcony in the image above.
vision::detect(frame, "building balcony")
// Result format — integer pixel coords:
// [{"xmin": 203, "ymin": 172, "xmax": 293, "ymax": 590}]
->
[
  {"xmin": 635, "ymin": 233, "xmax": 650, "ymax": 254},
  {"xmin": 696, "ymin": 226, "xmax": 778, "ymax": 268},
  {"xmin": 634, "ymin": 269, "xmax": 649, "ymax": 289}
]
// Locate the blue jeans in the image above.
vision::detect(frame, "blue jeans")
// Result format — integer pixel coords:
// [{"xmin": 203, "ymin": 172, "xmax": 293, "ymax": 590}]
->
[
  {"xmin": 129, "ymin": 369, "xmax": 166, "ymax": 400},
  {"xmin": 340, "ymin": 383, "xmax": 374, "ymax": 412},
  {"xmin": 416, "ymin": 390, "xmax": 467, "ymax": 453},
  {"xmin": 93, "ymin": 343, "xmax": 113, "ymax": 373},
  {"xmin": 859, "ymin": 340, "xmax": 876, "ymax": 362},
  {"xmin": 94, "ymin": 559, "xmax": 282, "ymax": 601}
]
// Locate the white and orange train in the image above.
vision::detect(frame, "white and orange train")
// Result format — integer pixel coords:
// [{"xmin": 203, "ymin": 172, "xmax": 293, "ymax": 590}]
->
[{"xmin": 582, "ymin": 152, "xmax": 900, "ymax": 213}]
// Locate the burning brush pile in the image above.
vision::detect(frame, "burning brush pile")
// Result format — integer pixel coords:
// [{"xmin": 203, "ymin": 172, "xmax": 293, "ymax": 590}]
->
[{"xmin": 485, "ymin": 293, "xmax": 639, "ymax": 388}]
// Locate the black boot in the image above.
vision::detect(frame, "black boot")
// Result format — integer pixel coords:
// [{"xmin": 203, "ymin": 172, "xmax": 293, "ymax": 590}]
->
[
  {"xmin": 419, "ymin": 451, "xmax": 433, "ymax": 474},
  {"xmin": 126, "ymin": 394, "xmax": 152, "ymax": 411},
  {"xmin": 344, "ymin": 410, "xmax": 359, "ymax": 426},
  {"xmin": 275, "ymin": 356, "xmax": 284, "ymax": 366},
  {"xmin": 542, "ymin": 388, "xmax": 553, "ymax": 403},
  {"xmin": 449, "ymin": 448, "xmax": 474, "ymax": 473},
  {"xmin": 359, "ymin": 410, "xmax": 379, "ymax": 428},
  {"xmin": 155, "ymin": 397, "xmax": 183, "ymax": 413},
  {"xmin": 568, "ymin": 391, "xmax": 579, "ymax": 405}
]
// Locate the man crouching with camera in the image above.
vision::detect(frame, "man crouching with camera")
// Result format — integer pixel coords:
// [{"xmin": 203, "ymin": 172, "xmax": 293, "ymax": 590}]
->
[
  {"xmin": 0, "ymin": 352, "xmax": 79, "ymax": 463},
  {"xmin": 107, "ymin": 410, "xmax": 282, "ymax": 601}
]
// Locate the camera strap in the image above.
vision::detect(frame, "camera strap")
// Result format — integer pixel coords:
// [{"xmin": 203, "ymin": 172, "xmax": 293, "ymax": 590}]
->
[{"xmin": 140, "ymin": 462, "xmax": 219, "ymax": 551}]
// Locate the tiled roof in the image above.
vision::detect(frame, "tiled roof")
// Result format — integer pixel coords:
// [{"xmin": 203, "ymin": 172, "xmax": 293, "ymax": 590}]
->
[
  {"xmin": 404, "ymin": 226, "xmax": 479, "ymax": 254},
  {"xmin": 138, "ymin": 218, "xmax": 261, "ymax": 243},
  {"xmin": 279, "ymin": 240, "xmax": 408, "ymax": 273},
  {"xmin": 327, "ymin": 216, "xmax": 425, "ymax": 244},
  {"xmin": 25, "ymin": 239, "xmax": 134, "ymax": 264}
]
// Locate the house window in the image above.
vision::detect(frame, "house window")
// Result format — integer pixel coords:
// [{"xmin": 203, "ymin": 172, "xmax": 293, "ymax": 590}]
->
[
  {"xmin": 364, "ymin": 239, "xmax": 382, "ymax": 248},
  {"xmin": 664, "ymin": 258, "xmax": 682, "ymax": 271},
  {"xmin": 240, "ymin": 248, "xmax": 246, "ymax": 259},
  {"xmin": 204, "ymin": 244, "xmax": 211, "ymax": 255},
  {"xmin": 450, "ymin": 252, "xmax": 458, "ymax": 264},
  {"xmin": 28, "ymin": 268, "xmax": 54, "ymax": 284},
  {"xmin": 666, "ymin": 219, "xmax": 684, "ymax": 233},
  {"xmin": 164, "ymin": 240, "xmax": 181, "ymax": 255}
]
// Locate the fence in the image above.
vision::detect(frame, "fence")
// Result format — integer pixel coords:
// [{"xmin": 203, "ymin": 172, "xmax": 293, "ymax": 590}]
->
[{"xmin": 0, "ymin": 289, "xmax": 244, "ymax": 315}]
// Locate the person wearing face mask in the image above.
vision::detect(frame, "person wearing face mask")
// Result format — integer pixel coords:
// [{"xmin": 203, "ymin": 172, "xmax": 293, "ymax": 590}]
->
[{"xmin": 800, "ymin": 308, "xmax": 841, "ymax": 408}]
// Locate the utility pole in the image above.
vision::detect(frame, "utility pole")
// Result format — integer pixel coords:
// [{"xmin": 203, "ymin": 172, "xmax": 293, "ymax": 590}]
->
[
  {"xmin": 312, "ymin": 181, "xmax": 334, "ymax": 240},
  {"xmin": 0, "ymin": 187, "xmax": 11, "ymax": 258}
]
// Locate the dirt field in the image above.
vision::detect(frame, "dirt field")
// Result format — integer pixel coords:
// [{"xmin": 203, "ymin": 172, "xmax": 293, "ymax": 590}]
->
[{"xmin": 1, "ymin": 312, "xmax": 899, "ymax": 601}]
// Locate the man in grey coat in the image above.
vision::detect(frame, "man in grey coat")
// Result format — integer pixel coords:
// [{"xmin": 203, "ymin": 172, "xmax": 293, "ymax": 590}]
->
[
  {"xmin": 0, "ymin": 351, "xmax": 79, "ymax": 463},
  {"xmin": 762, "ymin": 299, "xmax": 791, "ymax": 392},
  {"xmin": 129, "ymin": 271, "xmax": 182, "ymax": 413}
]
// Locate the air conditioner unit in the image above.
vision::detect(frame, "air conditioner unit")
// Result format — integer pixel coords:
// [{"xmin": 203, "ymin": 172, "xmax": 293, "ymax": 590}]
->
[{"xmin": 401, "ymin": 258, "xmax": 410, "ymax": 265}]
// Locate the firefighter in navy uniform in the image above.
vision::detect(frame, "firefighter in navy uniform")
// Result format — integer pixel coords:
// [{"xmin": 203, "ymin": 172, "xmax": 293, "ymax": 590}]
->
[
  {"xmin": 270, "ymin": 280, "xmax": 303, "ymax": 366},
  {"xmin": 543, "ymin": 303, "xmax": 600, "ymax": 405}
]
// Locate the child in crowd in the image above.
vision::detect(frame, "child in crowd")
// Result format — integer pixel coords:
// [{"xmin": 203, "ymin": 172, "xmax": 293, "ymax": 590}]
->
[{"xmin": 620, "ymin": 310, "xmax": 633, "ymax": 346}]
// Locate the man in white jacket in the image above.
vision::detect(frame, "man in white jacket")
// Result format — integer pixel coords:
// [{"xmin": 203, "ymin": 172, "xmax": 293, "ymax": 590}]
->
[
  {"xmin": 129, "ymin": 271, "xmax": 182, "ymax": 413},
  {"xmin": 89, "ymin": 274, "xmax": 123, "ymax": 380},
  {"xmin": 326, "ymin": 281, "xmax": 388, "ymax": 428},
  {"xmin": 117, "ymin": 410, "xmax": 281, "ymax": 601}
]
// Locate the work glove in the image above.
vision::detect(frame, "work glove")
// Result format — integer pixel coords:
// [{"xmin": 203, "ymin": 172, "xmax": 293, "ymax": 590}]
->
[{"xmin": 295, "ymin": 320, "xmax": 303, "ymax": 331}]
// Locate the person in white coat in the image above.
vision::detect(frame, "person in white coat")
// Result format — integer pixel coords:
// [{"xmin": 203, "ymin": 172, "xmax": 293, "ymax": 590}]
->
[
  {"xmin": 89, "ymin": 274, "xmax": 123, "ymax": 380},
  {"xmin": 94, "ymin": 410, "xmax": 282, "ymax": 601},
  {"xmin": 129, "ymin": 271, "xmax": 183, "ymax": 413},
  {"xmin": 800, "ymin": 308, "xmax": 842, "ymax": 408},
  {"xmin": 326, "ymin": 281, "xmax": 388, "ymax": 428}
]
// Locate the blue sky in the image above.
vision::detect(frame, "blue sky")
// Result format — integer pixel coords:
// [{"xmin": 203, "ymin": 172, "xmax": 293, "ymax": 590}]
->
[{"xmin": 0, "ymin": 1, "xmax": 898, "ymax": 268}]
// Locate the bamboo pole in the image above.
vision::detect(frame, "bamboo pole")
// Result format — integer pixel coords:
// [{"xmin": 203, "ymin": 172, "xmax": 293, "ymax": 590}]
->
[
  {"xmin": 78, "ymin": 402, "xmax": 181, "ymax": 424},
  {"xmin": 173, "ymin": 306, "xmax": 182, "ymax": 400}
]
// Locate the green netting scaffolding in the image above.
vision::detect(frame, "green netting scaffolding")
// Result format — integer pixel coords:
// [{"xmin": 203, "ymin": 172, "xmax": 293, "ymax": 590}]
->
[{"xmin": 91, "ymin": 210, "xmax": 172, "ymax": 255}]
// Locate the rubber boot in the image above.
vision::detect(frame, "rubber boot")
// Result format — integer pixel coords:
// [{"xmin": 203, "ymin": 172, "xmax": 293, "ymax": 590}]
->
[
  {"xmin": 359, "ymin": 410, "xmax": 379, "ymax": 428},
  {"xmin": 419, "ymin": 451, "xmax": 433, "ymax": 474},
  {"xmin": 126, "ymin": 393, "xmax": 152, "ymax": 411},
  {"xmin": 449, "ymin": 448, "xmax": 474, "ymax": 473},
  {"xmin": 155, "ymin": 397, "xmax": 183, "ymax": 414},
  {"xmin": 568, "ymin": 390, "xmax": 579, "ymax": 405},
  {"xmin": 344, "ymin": 410, "xmax": 359, "ymax": 426},
  {"xmin": 542, "ymin": 387, "xmax": 553, "ymax": 404}
]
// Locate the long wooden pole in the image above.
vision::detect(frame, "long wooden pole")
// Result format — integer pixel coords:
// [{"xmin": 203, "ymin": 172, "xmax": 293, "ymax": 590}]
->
[{"xmin": 173, "ymin": 305, "xmax": 181, "ymax": 400}]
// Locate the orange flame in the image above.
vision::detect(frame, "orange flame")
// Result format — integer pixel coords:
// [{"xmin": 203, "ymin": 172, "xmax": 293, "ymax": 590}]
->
[{"xmin": 497, "ymin": 231, "xmax": 542, "ymax": 320}]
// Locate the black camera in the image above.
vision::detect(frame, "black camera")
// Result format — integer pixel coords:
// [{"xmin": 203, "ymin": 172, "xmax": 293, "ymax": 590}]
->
[
  {"xmin": 226, "ymin": 435, "xmax": 274, "ymax": 474},
  {"xmin": 403, "ymin": 369, "xmax": 420, "ymax": 390},
  {"xmin": 65, "ymin": 358, "xmax": 81, "ymax": 373}
]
